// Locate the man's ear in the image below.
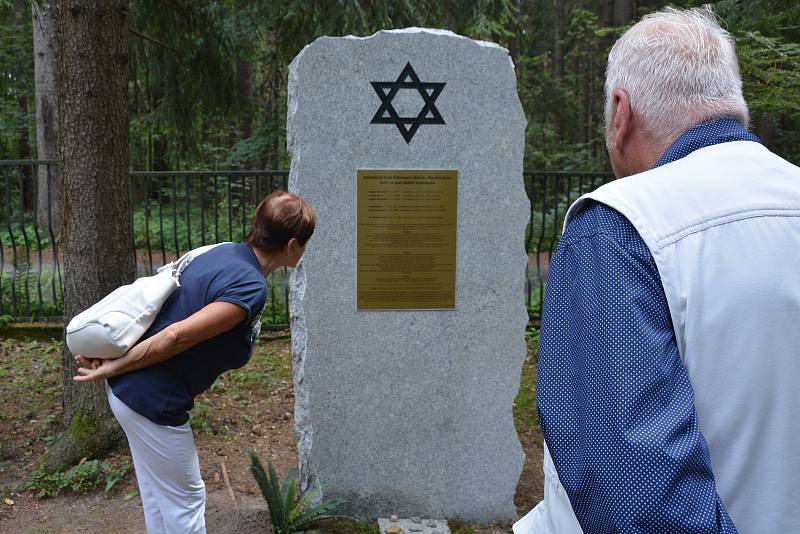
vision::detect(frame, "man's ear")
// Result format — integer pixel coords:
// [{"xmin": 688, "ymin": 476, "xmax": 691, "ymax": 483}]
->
[
  {"xmin": 286, "ymin": 237, "xmax": 300, "ymax": 253},
  {"xmin": 611, "ymin": 88, "xmax": 633, "ymax": 152}
]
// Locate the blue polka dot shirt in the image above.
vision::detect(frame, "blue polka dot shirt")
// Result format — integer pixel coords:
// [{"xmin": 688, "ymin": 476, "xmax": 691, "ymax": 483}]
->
[{"xmin": 537, "ymin": 118, "xmax": 760, "ymax": 533}]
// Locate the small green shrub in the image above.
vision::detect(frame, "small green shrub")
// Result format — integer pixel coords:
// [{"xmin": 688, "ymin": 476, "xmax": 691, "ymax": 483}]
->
[
  {"xmin": 189, "ymin": 400, "xmax": 213, "ymax": 434},
  {"xmin": 26, "ymin": 459, "xmax": 130, "ymax": 498},
  {"xmin": 230, "ymin": 368, "xmax": 277, "ymax": 386},
  {"xmin": 448, "ymin": 520, "xmax": 477, "ymax": 534},
  {"xmin": 39, "ymin": 413, "xmax": 59, "ymax": 445},
  {"xmin": 131, "ymin": 195, "xmax": 251, "ymax": 253},
  {"xmin": 247, "ymin": 449, "xmax": 348, "ymax": 534},
  {"xmin": 0, "ymin": 270, "xmax": 64, "ymax": 318},
  {"xmin": 26, "ymin": 468, "xmax": 65, "ymax": 498},
  {"xmin": 525, "ymin": 324, "xmax": 540, "ymax": 346},
  {"xmin": 316, "ymin": 518, "xmax": 380, "ymax": 533},
  {"xmin": 0, "ymin": 219, "xmax": 52, "ymax": 251}
]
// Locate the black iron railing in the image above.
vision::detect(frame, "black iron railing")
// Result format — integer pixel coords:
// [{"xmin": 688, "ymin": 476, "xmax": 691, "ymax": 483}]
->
[
  {"xmin": 128, "ymin": 170, "xmax": 292, "ymax": 326},
  {"xmin": 524, "ymin": 171, "xmax": 614, "ymax": 318},
  {"xmin": 0, "ymin": 160, "xmax": 63, "ymax": 322},
  {"xmin": 0, "ymin": 160, "xmax": 613, "ymax": 324}
]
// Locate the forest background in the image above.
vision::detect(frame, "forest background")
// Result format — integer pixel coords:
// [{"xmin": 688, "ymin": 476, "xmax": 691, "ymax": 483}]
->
[
  {"xmin": 2, "ymin": 0, "xmax": 799, "ymax": 174},
  {"xmin": 0, "ymin": 1, "xmax": 797, "ymax": 520}
]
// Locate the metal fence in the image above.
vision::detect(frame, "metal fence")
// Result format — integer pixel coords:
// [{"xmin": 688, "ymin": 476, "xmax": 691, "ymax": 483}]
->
[
  {"xmin": 0, "ymin": 160, "xmax": 612, "ymax": 324},
  {"xmin": 523, "ymin": 171, "xmax": 614, "ymax": 317}
]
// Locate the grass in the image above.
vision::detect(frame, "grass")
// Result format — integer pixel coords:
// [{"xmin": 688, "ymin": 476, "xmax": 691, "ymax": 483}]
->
[
  {"xmin": 0, "ymin": 271, "xmax": 64, "ymax": 319},
  {"xmin": 0, "ymin": 335, "xmax": 299, "ymax": 504},
  {"xmin": 0, "ymin": 338, "xmax": 62, "ymax": 419},
  {"xmin": 0, "ymin": 329, "xmax": 540, "ymax": 442},
  {"xmin": 188, "ymin": 400, "xmax": 214, "ymax": 434},
  {"xmin": 514, "ymin": 325, "xmax": 540, "ymax": 434},
  {"xmin": 189, "ymin": 338, "xmax": 294, "ymax": 436},
  {"xmin": 316, "ymin": 517, "xmax": 380, "ymax": 533},
  {"xmin": 0, "ymin": 329, "xmax": 542, "ymax": 528},
  {"xmin": 448, "ymin": 520, "xmax": 477, "ymax": 534},
  {"xmin": 0, "ymin": 337, "xmax": 134, "ymax": 498},
  {"xmin": 26, "ymin": 459, "xmax": 131, "ymax": 498},
  {"xmin": 212, "ymin": 342, "xmax": 291, "ymax": 389}
]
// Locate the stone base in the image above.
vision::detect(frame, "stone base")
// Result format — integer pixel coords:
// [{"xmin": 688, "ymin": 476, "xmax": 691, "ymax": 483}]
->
[{"xmin": 378, "ymin": 516, "xmax": 451, "ymax": 534}]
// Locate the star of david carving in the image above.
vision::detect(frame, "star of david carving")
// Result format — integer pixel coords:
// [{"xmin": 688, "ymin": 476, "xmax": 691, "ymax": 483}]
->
[{"xmin": 370, "ymin": 63, "xmax": 446, "ymax": 143}]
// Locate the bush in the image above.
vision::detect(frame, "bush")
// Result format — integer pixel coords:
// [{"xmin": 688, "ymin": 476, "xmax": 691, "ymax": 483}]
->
[
  {"xmin": 247, "ymin": 449, "xmax": 348, "ymax": 534},
  {"xmin": 26, "ymin": 458, "xmax": 130, "ymax": 498}
]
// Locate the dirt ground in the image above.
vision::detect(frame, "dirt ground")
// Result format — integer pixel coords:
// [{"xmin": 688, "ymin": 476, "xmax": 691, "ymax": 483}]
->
[{"xmin": 0, "ymin": 332, "xmax": 542, "ymax": 533}]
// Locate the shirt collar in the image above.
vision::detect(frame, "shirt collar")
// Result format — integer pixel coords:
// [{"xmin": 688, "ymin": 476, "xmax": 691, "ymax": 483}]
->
[
  {"xmin": 239, "ymin": 242, "xmax": 264, "ymax": 272},
  {"xmin": 652, "ymin": 117, "xmax": 761, "ymax": 169}
]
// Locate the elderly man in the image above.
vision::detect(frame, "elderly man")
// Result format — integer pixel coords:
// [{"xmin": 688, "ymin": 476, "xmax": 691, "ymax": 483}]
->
[{"xmin": 515, "ymin": 6, "xmax": 800, "ymax": 534}]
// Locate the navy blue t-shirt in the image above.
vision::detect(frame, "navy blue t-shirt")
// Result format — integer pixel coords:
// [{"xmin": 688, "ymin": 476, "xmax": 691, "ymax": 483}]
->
[{"xmin": 109, "ymin": 242, "xmax": 267, "ymax": 426}]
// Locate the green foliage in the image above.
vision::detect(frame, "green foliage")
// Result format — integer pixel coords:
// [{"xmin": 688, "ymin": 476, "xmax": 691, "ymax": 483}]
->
[
  {"xmin": 448, "ymin": 520, "xmax": 477, "ymax": 534},
  {"xmin": 230, "ymin": 367, "xmax": 278, "ymax": 386},
  {"xmin": 714, "ymin": 0, "xmax": 800, "ymax": 162},
  {"xmin": 247, "ymin": 449, "xmax": 348, "ymax": 534},
  {"xmin": 7, "ymin": 0, "xmax": 799, "ymax": 168},
  {"xmin": 39, "ymin": 412, "xmax": 59, "ymax": 445},
  {"xmin": 736, "ymin": 31, "xmax": 800, "ymax": 116},
  {"xmin": 315, "ymin": 518, "xmax": 380, "ymax": 534},
  {"xmin": 225, "ymin": 126, "xmax": 280, "ymax": 167},
  {"xmin": 0, "ymin": 267, "xmax": 63, "ymax": 319},
  {"xmin": 189, "ymin": 400, "xmax": 214, "ymax": 434},
  {"xmin": 0, "ymin": 216, "xmax": 52, "ymax": 251},
  {"xmin": 0, "ymin": 0, "xmax": 34, "ymax": 160},
  {"xmin": 128, "ymin": 0, "xmax": 245, "ymax": 167},
  {"xmin": 68, "ymin": 410, "xmax": 102, "ymax": 443},
  {"xmin": 515, "ymin": 325, "xmax": 540, "ymax": 433},
  {"xmin": 26, "ymin": 459, "xmax": 131, "ymax": 498},
  {"xmin": 525, "ymin": 323, "xmax": 540, "ymax": 346},
  {"xmin": 0, "ymin": 338, "xmax": 61, "ymax": 420},
  {"xmin": 130, "ymin": 194, "xmax": 251, "ymax": 251}
]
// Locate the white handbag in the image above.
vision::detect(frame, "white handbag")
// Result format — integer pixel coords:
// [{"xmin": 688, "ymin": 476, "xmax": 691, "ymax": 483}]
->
[{"xmin": 65, "ymin": 242, "xmax": 230, "ymax": 359}]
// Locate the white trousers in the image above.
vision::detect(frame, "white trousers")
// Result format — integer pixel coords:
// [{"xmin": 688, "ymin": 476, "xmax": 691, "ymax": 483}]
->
[
  {"xmin": 513, "ymin": 443, "xmax": 584, "ymax": 534},
  {"xmin": 107, "ymin": 383, "xmax": 206, "ymax": 534}
]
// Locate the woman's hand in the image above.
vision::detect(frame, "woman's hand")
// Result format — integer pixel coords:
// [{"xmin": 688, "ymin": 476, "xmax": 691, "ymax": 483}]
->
[{"xmin": 73, "ymin": 355, "xmax": 115, "ymax": 382}]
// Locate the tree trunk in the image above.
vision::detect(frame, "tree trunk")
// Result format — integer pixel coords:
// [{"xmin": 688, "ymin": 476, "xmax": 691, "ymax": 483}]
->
[
  {"xmin": 603, "ymin": 0, "xmax": 614, "ymax": 26},
  {"xmin": 552, "ymin": 0, "xmax": 566, "ymax": 146},
  {"xmin": 13, "ymin": 0, "xmax": 34, "ymax": 212},
  {"xmin": 32, "ymin": 0, "xmax": 61, "ymax": 232},
  {"xmin": 234, "ymin": 13, "xmax": 253, "ymax": 169},
  {"xmin": 271, "ymin": 65, "xmax": 282, "ymax": 169},
  {"xmin": 238, "ymin": 59, "xmax": 253, "ymax": 139},
  {"xmin": 152, "ymin": 134, "xmax": 168, "ymax": 171},
  {"xmin": 508, "ymin": 0, "xmax": 522, "ymax": 59},
  {"xmin": 754, "ymin": 113, "xmax": 776, "ymax": 147},
  {"xmin": 581, "ymin": 55, "xmax": 590, "ymax": 146},
  {"xmin": 43, "ymin": 0, "xmax": 132, "ymax": 472},
  {"xmin": 553, "ymin": 0, "xmax": 564, "ymax": 82},
  {"xmin": 613, "ymin": 0, "xmax": 635, "ymax": 26}
]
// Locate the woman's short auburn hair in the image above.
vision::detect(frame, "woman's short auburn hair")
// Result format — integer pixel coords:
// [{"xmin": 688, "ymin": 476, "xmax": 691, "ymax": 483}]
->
[{"xmin": 245, "ymin": 191, "xmax": 316, "ymax": 253}]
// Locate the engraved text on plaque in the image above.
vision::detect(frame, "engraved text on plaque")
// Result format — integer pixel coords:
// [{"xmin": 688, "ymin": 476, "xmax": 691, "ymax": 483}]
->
[{"xmin": 357, "ymin": 169, "xmax": 458, "ymax": 310}]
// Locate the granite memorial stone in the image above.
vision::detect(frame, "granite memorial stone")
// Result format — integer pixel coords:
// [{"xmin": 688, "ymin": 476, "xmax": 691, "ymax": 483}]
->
[{"xmin": 288, "ymin": 28, "xmax": 529, "ymax": 522}]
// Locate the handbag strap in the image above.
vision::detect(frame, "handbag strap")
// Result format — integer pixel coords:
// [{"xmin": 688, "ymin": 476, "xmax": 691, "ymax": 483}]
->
[{"xmin": 156, "ymin": 242, "xmax": 232, "ymax": 285}]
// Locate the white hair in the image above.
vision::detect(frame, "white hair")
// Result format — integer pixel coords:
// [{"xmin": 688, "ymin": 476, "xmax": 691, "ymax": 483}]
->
[{"xmin": 605, "ymin": 5, "xmax": 749, "ymax": 145}]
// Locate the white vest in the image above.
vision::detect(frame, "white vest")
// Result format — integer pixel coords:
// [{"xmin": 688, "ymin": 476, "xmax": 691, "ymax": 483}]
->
[{"xmin": 515, "ymin": 141, "xmax": 800, "ymax": 534}]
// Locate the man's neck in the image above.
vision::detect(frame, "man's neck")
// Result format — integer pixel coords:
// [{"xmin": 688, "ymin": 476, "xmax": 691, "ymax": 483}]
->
[{"xmin": 613, "ymin": 130, "xmax": 671, "ymax": 178}]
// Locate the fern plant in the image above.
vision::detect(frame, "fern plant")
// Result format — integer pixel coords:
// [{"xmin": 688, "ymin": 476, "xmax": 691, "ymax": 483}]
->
[{"xmin": 247, "ymin": 449, "xmax": 348, "ymax": 534}]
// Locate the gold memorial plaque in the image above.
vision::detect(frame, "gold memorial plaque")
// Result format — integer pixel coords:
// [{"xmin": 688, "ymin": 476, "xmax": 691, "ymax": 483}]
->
[{"xmin": 357, "ymin": 169, "xmax": 458, "ymax": 310}]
